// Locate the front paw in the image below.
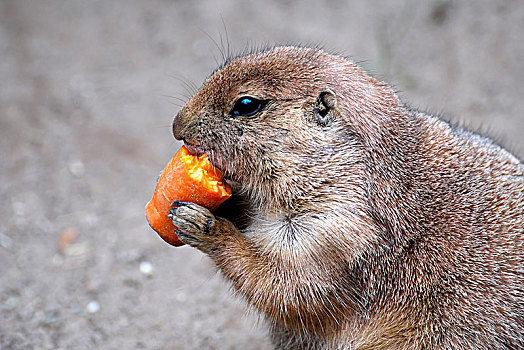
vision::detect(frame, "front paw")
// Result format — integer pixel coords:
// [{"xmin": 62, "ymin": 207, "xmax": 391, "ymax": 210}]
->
[{"xmin": 168, "ymin": 201, "xmax": 216, "ymax": 250}]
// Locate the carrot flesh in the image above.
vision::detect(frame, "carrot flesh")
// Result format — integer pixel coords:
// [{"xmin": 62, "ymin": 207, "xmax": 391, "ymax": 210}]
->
[{"xmin": 145, "ymin": 146, "xmax": 232, "ymax": 246}]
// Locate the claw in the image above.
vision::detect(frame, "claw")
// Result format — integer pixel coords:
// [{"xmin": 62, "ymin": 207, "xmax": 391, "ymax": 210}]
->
[
  {"xmin": 204, "ymin": 217, "xmax": 213, "ymax": 234},
  {"xmin": 168, "ymin": 201, "xmax": 215, "ymax": 250},
  {"xmin": 174, "ymin": 228, "xmax": 202, "ymax": 246},
  {"xmin": 171, "ymin": 200, "xmax": 191, "ymax": 208}
]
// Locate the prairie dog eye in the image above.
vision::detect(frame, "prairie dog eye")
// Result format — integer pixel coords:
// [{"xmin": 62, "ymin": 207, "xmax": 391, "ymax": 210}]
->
[{"xmin": 231, "ymin": 96, "xmax": 266, "ymax": 116}]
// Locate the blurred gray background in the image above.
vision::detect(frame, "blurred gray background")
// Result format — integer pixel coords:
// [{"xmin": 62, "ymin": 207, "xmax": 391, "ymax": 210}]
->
[{"xmin": 1, "ymin": 1, "xmax": 523, "ymax": 349}]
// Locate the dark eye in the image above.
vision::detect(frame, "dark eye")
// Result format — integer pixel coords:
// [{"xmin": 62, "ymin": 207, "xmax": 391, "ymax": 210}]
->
[{"xmin": 231, "ymin": 96, "xmax": 266, "ymax": 116}]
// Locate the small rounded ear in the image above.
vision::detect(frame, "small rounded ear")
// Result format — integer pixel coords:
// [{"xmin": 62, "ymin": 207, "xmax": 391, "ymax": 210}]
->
[{"xmin": 315, "ymin": 90, "xmax": 337, "ymax": 127}]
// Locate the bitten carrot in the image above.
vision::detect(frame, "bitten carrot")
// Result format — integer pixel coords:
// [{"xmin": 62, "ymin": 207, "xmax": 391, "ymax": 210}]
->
[{"xmin": 145, "ymin": 146, "xmax": 232, "ymax": 246}]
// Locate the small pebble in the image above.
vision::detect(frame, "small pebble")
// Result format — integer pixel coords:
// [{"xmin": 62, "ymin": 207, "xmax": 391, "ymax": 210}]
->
[
  {"xmin": 58, "ymin": 227, "xmax": 78, "ymax": 253},
  {"xmin": 86, "ymin": 300, "xmax": 100, "ymax": 314},
  {"xmin": 139, "ymin": 261, "xmax": 153, "ymax": 276},
  {"xmin": 4, "ymin": 296, "xmax": 18, "ymax": 310},
  {"xmin": 44, "ymin": 311, "xmax": 58, "ymax": 324},
  {"xmin": 69, "ymin": 303, "xmax": 80, "ymax": 313},
  {"xmin": 0, "ymin": 233, "xmax": 12, "ymax": 249},
  {"xmin": 69, "ymin": 160, "xmax": 85, "ymax": 177},
  {"xmin": 12, "ymin": 201, "xmax": 25, "ymax": 216}
]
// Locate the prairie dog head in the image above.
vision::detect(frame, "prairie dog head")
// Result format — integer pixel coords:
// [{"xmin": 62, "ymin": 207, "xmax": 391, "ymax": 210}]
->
[{"xmin": 172, "ymin": 46, "xmax": 403, "ymax": 213}]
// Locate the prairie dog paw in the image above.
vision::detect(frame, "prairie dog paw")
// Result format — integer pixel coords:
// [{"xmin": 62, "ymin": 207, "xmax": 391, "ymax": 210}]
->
[{"xmin": 169, "ymin": 201, "xmax": 216, "ymax": 248}]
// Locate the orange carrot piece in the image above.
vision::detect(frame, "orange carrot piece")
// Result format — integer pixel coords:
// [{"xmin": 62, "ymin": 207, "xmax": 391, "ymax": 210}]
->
[{"xmin": 145, "ymin": 146, "xmax": 232, "ymax": 246}]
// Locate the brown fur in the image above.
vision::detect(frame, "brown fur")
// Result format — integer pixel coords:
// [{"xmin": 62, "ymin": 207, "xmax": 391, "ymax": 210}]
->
[{"xmin": 169, "ymin": 46, "xmax": 524, "ymax": 349}]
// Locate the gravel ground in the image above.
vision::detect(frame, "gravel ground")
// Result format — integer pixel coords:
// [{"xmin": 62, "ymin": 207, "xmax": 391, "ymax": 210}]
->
[{"xmin": 1, "ymin": 1, "xmax": 523, "ymax": 349}]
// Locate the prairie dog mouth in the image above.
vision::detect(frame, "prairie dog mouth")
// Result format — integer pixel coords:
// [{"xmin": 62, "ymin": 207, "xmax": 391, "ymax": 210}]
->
[
  {"xmin": 183, "ymin": 142, "xmax": 205, "ymax": 157},
  {"xmin": 183, "ymin": 142, "xmax": 231, "ymax": 180}
]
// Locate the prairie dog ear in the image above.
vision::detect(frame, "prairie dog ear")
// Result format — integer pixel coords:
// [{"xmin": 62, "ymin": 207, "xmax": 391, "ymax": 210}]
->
[{"xmin": 314, "ymin": 90, "xmax": 336, "ymax": 127}]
